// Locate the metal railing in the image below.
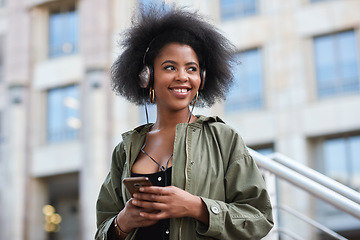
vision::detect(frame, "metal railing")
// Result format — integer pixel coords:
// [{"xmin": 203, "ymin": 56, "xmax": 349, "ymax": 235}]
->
[
  {"xmin": 276, "ymin": 204, "xmax": 347, "ymax": 240},
  {"xmin": 249, "ymin": 148, "xmax": 360, "ymax": 240},
  {"xmin": 269, "ymin": 152, "xmax": 360, "ymax": 205}
]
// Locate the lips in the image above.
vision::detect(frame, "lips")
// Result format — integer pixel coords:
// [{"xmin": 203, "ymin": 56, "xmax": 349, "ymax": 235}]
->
[{"xmin": 169, "ymin": 87, "xmax": 191, "ymax": 98}]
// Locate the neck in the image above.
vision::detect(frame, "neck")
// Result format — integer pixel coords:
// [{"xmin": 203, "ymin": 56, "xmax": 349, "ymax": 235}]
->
[{"xmin": 152, "ymin": 106, "xmax": 195, "ymax": 131}]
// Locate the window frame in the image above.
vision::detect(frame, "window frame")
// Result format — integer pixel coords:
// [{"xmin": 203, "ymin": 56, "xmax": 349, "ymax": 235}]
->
[
  {"xmin": 0, "ymin": 35, "xmax": 4, "ymax": 83},
  {"xmin": 46, "ymin": 84, "xmax": 80, "ymax": 143},
  {"xmin": 220, "ymin": 0, "xmax": 258, "ymax": 21},
  {"xmin": 48, "ymin": 3, "xmax": 79, "ymax": 58},
  {"xmin": 225, "ymin": 48, "xmax": 264, "ymax": 113},
  {"xmin": 313, "ymin": 133, "xmax": 360, "ymax": 230},
  {"xmin": 313, "ymin": 30, "xmax": 360, "ymax": 98},
  {"xmin": 250, "ymin": 144, "xmax": 275, "ymax": 156},
  {"xmin": 139, "ymin": 104, "xmax": 157, "ymax": 125},
  {"xmin": 310, "ymin": 0, "xmax": 331, "ymax": 3},
  {"xmin": 315, "ymin": 133, "xmax": 360, "ymax": 190}
]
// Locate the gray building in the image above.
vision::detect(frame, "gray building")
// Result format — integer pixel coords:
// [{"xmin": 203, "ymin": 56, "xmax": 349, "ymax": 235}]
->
[{"xmin": 0, "ymin": 0, "xmax": 359, "ymax": 239}]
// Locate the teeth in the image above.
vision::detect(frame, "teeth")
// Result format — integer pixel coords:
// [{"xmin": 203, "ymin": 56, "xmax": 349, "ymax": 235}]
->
[{"xmin": 173, "ymin": 89, "xmax": 188, "ymax": 93}]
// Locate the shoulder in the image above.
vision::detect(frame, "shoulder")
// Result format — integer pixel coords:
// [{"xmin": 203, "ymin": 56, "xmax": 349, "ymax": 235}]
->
[
  {"xmin": 122, "ymin": 123, "xmax": 150, "ymax": 138},
  {"xmin": 197, "ymin": 115, "xmax": 239, "ymax": 137},
  {"xmin": 197, "ymin": 115, "xmax": 249, "ymax": 155},
  {"xmin": 111, "ymin": 142, "xmax": 126, "ymax": 167}
]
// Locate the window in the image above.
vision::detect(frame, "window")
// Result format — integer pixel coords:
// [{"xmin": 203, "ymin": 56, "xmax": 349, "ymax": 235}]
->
[
  {"xmin": 0, "ymin": 36, "xmax": 3, "ymax": 82},
  {"xmin": 311, "ymin": 0, "xmax": 330, "ymax": 2},
  {"xmin": 0, "ymin": 112, "xmax": 2, "ymax": 157},
  {"xmin": 319, "ymin": 135, "xmax": 360, "ymax": 190},
  {"xmin": 49, "ymin": 5, "xmax": 79, "ymax": 58},
  {"xmin": 220, "ymin": 0, "xmax": 257, "ymax": 20},
  {"xmin": 255, "ymin": 147, "xmax": 274, "ymax": 156},
  {"xmin": 314, "ymin": 30, "xmax": 359, "ymax": 98},
  {"xmin": 138, "ymin": 0, "xmax": 164, "ymax": 8},
  {"xmin": 140, "ymin": 104, "xmax": 157, "ymax": 125},
  {"xmin": 250, "ymin": 144, "xmax": 274, "ymax": 156},
  {"xmin": 0, "ymin": 0, "xmax": 5, "ymax": 8},
  {"xmin": 47, "ymin": 85, "xmax": 80, "ymax": 142},
  {"xmin": 226, "ymin": 48, "xmax": 263, "ymax": 112},
  {"xmin": 46, "ymin": 173, "xmax": 80, "ymax": 238}
]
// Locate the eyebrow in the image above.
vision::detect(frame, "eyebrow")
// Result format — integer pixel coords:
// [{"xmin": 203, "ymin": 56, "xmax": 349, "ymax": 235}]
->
[{"xmin": 161, "ymin": 60, "xmax": 199, "ymax": 67}]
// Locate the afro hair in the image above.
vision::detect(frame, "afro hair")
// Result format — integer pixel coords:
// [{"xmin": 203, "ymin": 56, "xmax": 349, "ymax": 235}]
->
[{"xmin": 111, "ymin": 3, "xmax": 235, "ymax": 107}]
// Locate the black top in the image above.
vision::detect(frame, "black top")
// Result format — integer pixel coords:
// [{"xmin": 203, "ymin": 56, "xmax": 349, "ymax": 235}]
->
[{"xmin": 131, "ymin": 167, "xmax": 172, "ymax": 240}]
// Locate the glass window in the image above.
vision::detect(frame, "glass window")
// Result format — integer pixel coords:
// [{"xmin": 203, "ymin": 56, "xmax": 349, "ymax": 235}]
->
[
  {"xmin": 45, "ymin": 173, "xmax": 80, "ymax": 238},
  {"xmin": 140, "ymin": 104, "xmax": 157, "ymax": 125},
  {"xmin": 314, "ymin": 30, "xmax": 359, "ymax": 98},
  {"xmin": 0, "ymin": 112, "xmax": 3, "ymax": 154},
  {"xmin": 47, "ymin": 85, "xmax": 80, "ymax": 143},
  {"xmin": 0, "ymin": 0, "xmax": 5, "ymax": 7},
  {"xmin": 226, "ymin": 48, "xmax": 263, "ymax": 112},
  {"xmin": 255, "ymin": 147, "xmax": 274, "ymax": 156},
  {"xmin": 0, "ymin": 36, "xmax": 3, "ymax": 82},
  {"xmin": 321, "ymin": 135, "xmax": 360, "ymax": 190},
  {"xmin": 138, "ymin": 0, "xmax": 163, "ymax": 8},
  {"xmin": 220, "ymin": 0, "xmax": 257, "ymax": 20},
  {"xmin": 49, "ymin": 6, "xmax": 78, "ymax": 58},
  {"xmin": 250, "ymin": 145, "xmax": 274, "ymax": 156}
]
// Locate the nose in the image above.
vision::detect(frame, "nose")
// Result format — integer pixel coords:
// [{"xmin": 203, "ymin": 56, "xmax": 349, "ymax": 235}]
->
[{"xmin": 176, "ymin": 69, "xmax": 189, "ymax": 81}]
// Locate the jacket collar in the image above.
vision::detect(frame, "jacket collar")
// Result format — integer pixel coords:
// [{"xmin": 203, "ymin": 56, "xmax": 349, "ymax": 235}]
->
[{"xmin": 121, "ymin": 115, "xmax": 225, "ymax": 146}]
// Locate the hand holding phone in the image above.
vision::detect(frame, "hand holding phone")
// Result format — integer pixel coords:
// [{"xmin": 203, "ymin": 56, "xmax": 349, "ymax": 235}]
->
[{"xmin": 122, "ymin": 177, "xmax": 152, "ymax": 196}]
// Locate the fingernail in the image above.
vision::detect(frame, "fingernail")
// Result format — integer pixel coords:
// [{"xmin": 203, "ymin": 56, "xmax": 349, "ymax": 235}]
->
[
  {"xmin": 133, "ymin": 193, "xmax": 138, "ymax": 198},
  {"xmin": 132, "ymin": 200, "xmax": 137, "ymax": 205}
]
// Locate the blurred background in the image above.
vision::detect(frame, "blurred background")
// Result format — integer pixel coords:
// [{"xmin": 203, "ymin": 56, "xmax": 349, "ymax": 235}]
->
[{"xmin": 0, "ymin": 0, "xmax": 360, "ymax": 239}]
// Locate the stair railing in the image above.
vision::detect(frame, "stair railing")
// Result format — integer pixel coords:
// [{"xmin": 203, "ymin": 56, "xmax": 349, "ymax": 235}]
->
[
  {"xmin": 248, "ymin": 148, "xmax": 360, "ymax": 220},
  {"xmin": 249, "ymin": 148, "xmax": 360, "ymax": 240}
]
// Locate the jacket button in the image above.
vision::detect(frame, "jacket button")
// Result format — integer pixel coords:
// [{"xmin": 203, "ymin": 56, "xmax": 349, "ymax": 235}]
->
[{"xmin": 210, "ymin": 205, "xmax": 220, "ymax": 214}]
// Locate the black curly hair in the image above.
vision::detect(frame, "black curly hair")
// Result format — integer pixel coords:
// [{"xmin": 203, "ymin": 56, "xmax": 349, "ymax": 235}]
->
[{"xmin": 111, "ymin": 4, "xmax": 235, "ymax": 107}]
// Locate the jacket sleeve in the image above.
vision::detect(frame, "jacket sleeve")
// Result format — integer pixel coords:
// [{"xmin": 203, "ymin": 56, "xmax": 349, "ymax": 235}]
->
[
  {"xmin": 95, "ymin": 143, "xmax": 126, "ymax": 240},
  {"xmin": 196, "ymin": 133, "xmax": 274, "ymax": 240}
]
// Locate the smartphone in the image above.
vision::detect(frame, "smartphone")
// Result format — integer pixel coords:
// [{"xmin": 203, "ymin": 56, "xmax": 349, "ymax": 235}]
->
[{"xmin": 122, "ymin": 177, "xmax": 153, "ymax": 196}]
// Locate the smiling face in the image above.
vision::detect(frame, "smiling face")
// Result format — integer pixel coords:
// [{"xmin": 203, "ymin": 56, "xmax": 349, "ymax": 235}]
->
[{"xmin": 152, "ymin": 43, "xmax": 201, "ymax": 113}]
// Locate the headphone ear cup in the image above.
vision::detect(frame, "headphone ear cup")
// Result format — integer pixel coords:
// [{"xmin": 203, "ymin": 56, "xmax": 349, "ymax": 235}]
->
[
  {"xmin": 200, "ymin": 69, "xmax": 206, "ymax": 90},
  {"xmin": 138, "ymin": 65, "xmax": 154, "ymax": 88},
  {"xmin": 138, "ymin": 65, "xmax": 150, "ymax": 88}
]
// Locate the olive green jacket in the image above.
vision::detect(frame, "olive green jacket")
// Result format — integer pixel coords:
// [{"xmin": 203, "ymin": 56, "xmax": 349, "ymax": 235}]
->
[{"xmin": 95, "ymin": 115, "xmax": 273, "ymax": 240}]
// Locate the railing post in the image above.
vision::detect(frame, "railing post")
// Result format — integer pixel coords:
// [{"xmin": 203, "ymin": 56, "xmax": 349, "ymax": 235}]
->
[{"xmin": 260, "ymin": 169, "xmax": 279, "ymax": 240}]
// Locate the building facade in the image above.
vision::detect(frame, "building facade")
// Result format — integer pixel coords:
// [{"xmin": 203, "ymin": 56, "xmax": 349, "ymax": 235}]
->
[{"xmin": 0, "ymin": 0, "xmax": 359, "ymax": 239}]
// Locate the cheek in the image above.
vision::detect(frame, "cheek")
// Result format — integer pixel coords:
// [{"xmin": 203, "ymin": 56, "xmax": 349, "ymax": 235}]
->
[
  {"xmin": 153, "ymin": 73, "xmax": 169, "ymax": 88},
  {"xmin": 192, "ymin": 77, "xmax": 202, "ymax": 91},
  {"xmin": 153, "ymin": 78, "xmax": 170, "ymax": 96}
]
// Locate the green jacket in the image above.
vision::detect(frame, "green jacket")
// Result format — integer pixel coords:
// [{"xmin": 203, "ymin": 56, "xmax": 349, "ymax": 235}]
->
[{"xmin": 95, "ymin": 115, "xmax": 273, "ymax": 240}]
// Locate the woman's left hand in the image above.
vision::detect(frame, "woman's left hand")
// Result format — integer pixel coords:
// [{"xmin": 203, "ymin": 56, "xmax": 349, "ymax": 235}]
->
[{"xmin": 132, "ymin": 186, "xmax": 209, "ymax": 224}]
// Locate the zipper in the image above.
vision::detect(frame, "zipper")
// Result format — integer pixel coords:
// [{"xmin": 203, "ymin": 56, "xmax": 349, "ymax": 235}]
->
[
  {"xmin": 184, "ymin": 125, "xmax": 190, "ymax": 192},
  {"xmin": 179, "ymin": 124, "xmax": 191, "ymax": 240}
]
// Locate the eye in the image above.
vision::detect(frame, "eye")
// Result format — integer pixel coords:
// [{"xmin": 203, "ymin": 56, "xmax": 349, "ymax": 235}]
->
[
  {"xmin": 187, "ymin": 66, "xmax": 198, "ymax": 72},
  {"xmin": 164, "ymin": 65, "xmax": 175, "ymax": 71}
]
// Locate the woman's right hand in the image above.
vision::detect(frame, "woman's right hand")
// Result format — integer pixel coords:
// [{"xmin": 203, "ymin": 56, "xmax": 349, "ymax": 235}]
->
[{"xmin": 116, "ymin": 198, "xmax": 159, "ymax": 232}]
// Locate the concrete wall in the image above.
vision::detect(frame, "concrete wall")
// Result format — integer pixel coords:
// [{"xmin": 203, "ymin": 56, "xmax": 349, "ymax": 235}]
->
[{"xmin": 0, "ymin": 0, "xmax": 359, "ymax": 239}]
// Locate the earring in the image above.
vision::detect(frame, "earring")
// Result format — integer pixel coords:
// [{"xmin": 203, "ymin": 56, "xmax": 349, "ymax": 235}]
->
[
  {"xmin": 190, "ymin": 91, "xmax": 199, "ymax": 106},
  {"xmin": 149, "ymin": 87, "xmax": 155, "ymax": 104}
]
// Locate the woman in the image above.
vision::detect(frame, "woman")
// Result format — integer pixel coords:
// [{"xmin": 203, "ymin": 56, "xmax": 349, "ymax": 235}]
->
[{"xmin": 95, "ymin": 4, "xmax": 273, "ymax": 240}]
